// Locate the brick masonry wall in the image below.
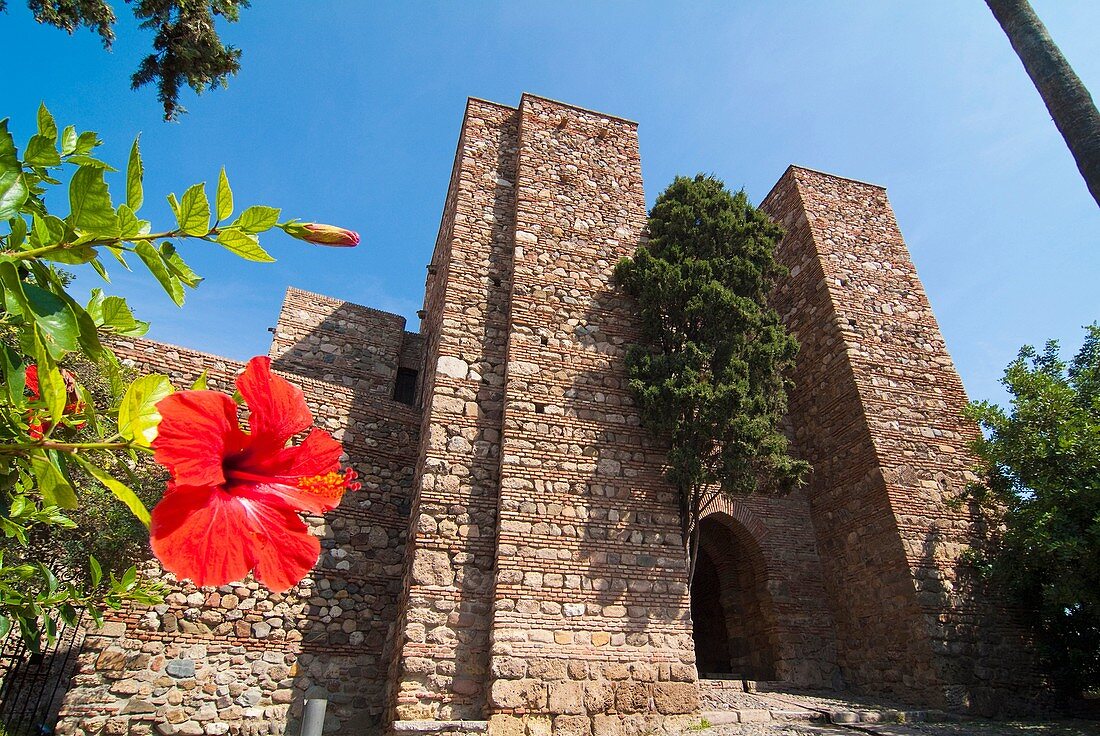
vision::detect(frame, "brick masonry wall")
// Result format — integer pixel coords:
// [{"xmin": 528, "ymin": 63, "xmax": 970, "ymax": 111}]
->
[
  {"xmin": 56, "ymin": 288, "xmax": 422, "ymax": 736},
  {"xmin": 761, "ymin": 166, "xmax": 1040, "ymax": 711},
  {"xmin": 388, "ymin": 98, "xmax": 520, "ymax": 723},
  {"xmin": 486, "ymin": 95, "xmax": 697, "ymax": 736}
]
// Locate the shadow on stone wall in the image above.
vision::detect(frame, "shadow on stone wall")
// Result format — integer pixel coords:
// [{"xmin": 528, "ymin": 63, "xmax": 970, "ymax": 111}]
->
[
  {"xmin": 556, "ymin": 281, "xmax": 698, "ymax": 679},
  {"xmin": 266, "ymin": 315, "xmax": 421, "ymax": 735}
]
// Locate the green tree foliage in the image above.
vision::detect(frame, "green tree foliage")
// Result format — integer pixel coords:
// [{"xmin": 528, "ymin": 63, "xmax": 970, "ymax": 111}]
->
[
  {"xmin": 965, "ymin": 324, "xmax": 1100, "ymax": 696},
  {"xmin": 1, "ymin": 0, "xmax": 250, "ymax": 120},
  {"xmin": 614, "ymin": 174, "xmax": 810, "ymax": 581}
]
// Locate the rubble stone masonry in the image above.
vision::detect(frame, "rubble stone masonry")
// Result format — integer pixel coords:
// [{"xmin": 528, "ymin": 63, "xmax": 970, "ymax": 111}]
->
[{"xmin": 50, "ymin": 95, "xmax": 1039, "ymax": 736}]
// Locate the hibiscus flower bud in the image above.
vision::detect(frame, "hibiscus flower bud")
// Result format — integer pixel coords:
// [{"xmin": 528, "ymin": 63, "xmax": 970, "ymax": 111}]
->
[{"xmin": 280, "ymin": 222, "xmax": 360, "ymax": 247}]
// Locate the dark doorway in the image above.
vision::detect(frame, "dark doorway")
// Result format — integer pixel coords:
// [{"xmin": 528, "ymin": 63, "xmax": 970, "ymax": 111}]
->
[
  {"xmin": 690, "ymin": 514, "xmax": 779, "ymax": 681},
  {"xmin": 691, "ymin": 546, "xmax": 733, "ymax": 674}
]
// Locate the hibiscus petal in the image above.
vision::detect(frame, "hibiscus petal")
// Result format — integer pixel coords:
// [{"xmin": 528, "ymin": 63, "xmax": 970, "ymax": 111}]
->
[
  {"xmin": 153, "ymin": 391, "xmax": 243, "ymax": 487},
  {"xmin": 150, "ymin": 486, "xmax": 256, "ymax": 588},
  {"xmin": 237, "ymin": 356, "xmax": 313, "ymax": 451},
  {"xmin": 248, "ymin": 429, "xmax": 347, "ymax": 514},
  {"xmin": 234, "ymin": 491, "xmax": 320, "ymax": 593},
  {"xmin": 250, "ymin": 428, "xmax": 342, "ymax": 478}
]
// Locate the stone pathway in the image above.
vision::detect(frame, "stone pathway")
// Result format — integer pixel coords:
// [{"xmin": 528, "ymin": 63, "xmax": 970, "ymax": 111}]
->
[
  {"xmin": 691, "ymin": 681, "xmax": 1100, "ymax": 735},
  {"xmin": 707, "ymin": 723, "xmax": 1100, "ymax": 736}
]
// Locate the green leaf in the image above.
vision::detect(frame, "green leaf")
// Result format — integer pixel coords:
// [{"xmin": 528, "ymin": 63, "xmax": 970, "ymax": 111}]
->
[
  {"xmin": 216, "ymin": 167, "xmax": 233, "ymax": 222},
  {"xmin": 216, "ymin": 227, "xmax": 274, "ymax": 262},
  {"xmin": 30, "ymin": 453, "xmax": 77, "ymax": 510},
  {"xmin": 95, "ymin": 295, "xmax": 148, "ymax": 337},
  {"xmin": 233, "ymin": 205, "xmax": 280, "ymax": 234},
  {"xmin": 0, "ymin": 616, "xmax": 9, "ymax": 640},
  {"xmin": 0, "ymin": 344, "xmax": 25, "ymax": 406},
  {"xmin": 99, "ymin": 347, "xmax": 126, "ymax": 401},
  {"xmin": 75, "ymin": 382, "xmax": 100, "ymax": 437},
  {"xmin": 54, "ymin": 289, "xmax": 104, "ymax": 361},
  {"xmin": 177, "ymin": 182, "xmax": 210, "ymax": 236},
  {"xmin": 68, "ymin": 165, "xmax": 119, "ymax": 236},
  {"xmin": 30, "ymin": 213, "xmax": 66, "ymax": 248},
  {"xmin": 117, "ymin": 374, "xmax": 173, "ymax": 447},
  {"xmin": 85, "ymin": 288, "xmax": 105, "ymax": 320},
  {"xmin": 159, "ymin": 242, "xmax": 203, "ymax": 287},
  {"xmin": 190, "ymin": 371, "xmax": 208, "ymax": 390},
  {"xmin": 71, "ymin": 455, "xmax": 150, "ymax": 527},
  {"xmin": 166, "ymin": 192, "xmax": 180, "ymax": 221},
  {"xmin": 89, "ymin": 556, "xmax": 103, "ymax": 587},
  {"xmin": 40, "ymin": 246, "xmax": 95, "ymax": 265},
  {"xmin": 117, "ymin": 203, "xmax": 143, "ymax": 238},
  {"xmin": 0, "ymin": 261, "xmax": 27, "ymax": 316},
  {"xmin": 24, "ymin": 135, "xmax": 61, "ymax": 168},
  {"xmin": 89, "ymin": 257, "xmax": 110, "ymax": 282},
  {"xmin": 60, "ymin": 126, "xmax": 77, "ymax": 155},
  {"xmin": 0, "ymin": 262, "xmax": 79, "ymax": 358},
  {"xmin": 66, "ymin": 155, "xmax": 115, "ymax": 171},
  {"xmin": 30, "ymin": 338, "xmax": 66, "ymax": 426},
  {"xmin": 0, "ymin": 119, "xmax": 29, "ymax": 220},
  {"xmin": 134, "ymin": 241, "xmax": 184, "ymax": 306},
  {"xmin": 22, "ymin": 281, "xmax": 80, "ymax": 357},
  {"xmin": 72, "ymin": 131, "xmax": 101, "ymax": 156},
  {"xmin": 8, "ymin": 217, "xmax": 26, "ymax": 248},
  {"xmin": 126, "ymin": 137, "xmax": 143, "ymax": 212},
  {"xmin": 104, "ymin": 246, "xmax": 129, "ymax": 270},
  {"xmin": 37, "ymin": 104, "xmax": 57, "ymax": 141}
]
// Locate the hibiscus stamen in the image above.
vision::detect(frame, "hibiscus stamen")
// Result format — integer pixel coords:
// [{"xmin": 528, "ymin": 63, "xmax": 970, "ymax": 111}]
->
[{"xmin": 298, "ymin": 468, "xmax": 360, "ymax": 497}]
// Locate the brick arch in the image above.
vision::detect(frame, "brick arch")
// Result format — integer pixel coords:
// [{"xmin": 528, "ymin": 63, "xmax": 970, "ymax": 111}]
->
[
  {"xmin": 691, "ymin": 508, "xmax": 781, "ymax": 680},
  {"xmin": 702, "ymin": 496, "xmax": 770, "ymax": 550}
]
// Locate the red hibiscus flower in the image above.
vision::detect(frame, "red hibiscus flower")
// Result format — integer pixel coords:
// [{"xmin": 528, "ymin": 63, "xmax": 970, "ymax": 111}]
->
[
  {"xmin": 149, "ymin": 356, "xmax": 359, "ymax": 592},
  {"xmin": 24, "ymin": 365, "xmax": 86, "ymax": 439}
]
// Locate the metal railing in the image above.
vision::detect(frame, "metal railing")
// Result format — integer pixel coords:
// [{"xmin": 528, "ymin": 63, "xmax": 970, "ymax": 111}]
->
[{"xmin": 0, "ymin": 610, "xmax": 87, "ymax": 736}]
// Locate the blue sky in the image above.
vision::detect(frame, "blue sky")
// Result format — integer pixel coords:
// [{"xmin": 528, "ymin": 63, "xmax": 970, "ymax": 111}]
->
[{"xmin": 4, "ymin": 1, "xmax": 1098, "ymax": 406}]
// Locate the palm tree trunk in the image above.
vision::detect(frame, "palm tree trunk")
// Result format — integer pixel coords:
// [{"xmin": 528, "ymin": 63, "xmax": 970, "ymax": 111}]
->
[{"xmin": 986, "ymin": 0, "xmax": 1100, "ymax": 207}]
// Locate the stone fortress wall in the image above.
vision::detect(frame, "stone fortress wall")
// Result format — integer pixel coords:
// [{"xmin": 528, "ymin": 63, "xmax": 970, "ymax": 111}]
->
[
  {"xmin": 56, "ymin": 291, "xmax": 424, "ymax": 736},
  {"xmin": 53, "ymin": 94, "xmax": 1040, "ymax": 736}
]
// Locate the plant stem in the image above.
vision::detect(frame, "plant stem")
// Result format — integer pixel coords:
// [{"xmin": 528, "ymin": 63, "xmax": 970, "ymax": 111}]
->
[
  {"xmin": 0, "ymin": 440, "xmax": 151, "ymax": 454},
  {"xmin": 4, "ymin": 231, "xmax": 183, "ymax": 261}
]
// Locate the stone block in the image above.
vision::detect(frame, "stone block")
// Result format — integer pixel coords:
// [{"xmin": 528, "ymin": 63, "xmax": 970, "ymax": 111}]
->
[
  {"xmin": 490, "ymin": 679, "xmax": 546, "ymax": 710},
  {"xmin": 412, "ymin": 549, "xmax": 455, "ymax": 586},
  {"xmin": 548, "ymin": 682, "xmax": 584, "ymax": 715},
  {"xmin": 165, "ymin": 659, "xmax": 195, "ymax": 678},
  {"xmin": 492, "ymin": 656, "xmax": 527, "ymax": 679},
  {"xmin": 490, "ymin": 715, "xmax": 525, "ymax": 736},
  {"xmin": 583, "ymin": 682, "xmax": 614, "ymax": 713},
  {"xmin": 526, "ymin": 716, "xmax": 552, "ymax": 736},
  {"xmin": 528, "ymin": 658, "xmax": 567, "ymax": 681},
  {"xmin": 551, "ymin": 716, "xmax": 590, "ymax": 736},
  {"xmin": 590, "ymin": 716, "xmax": 622, "ymax": 736},
  {"xmin": 613, "ymin": 683, "xmax": 650, "ymax": 714},
  {"xmin": 651, "ymin": 683, "xmax": 698, "ymax": 715}
]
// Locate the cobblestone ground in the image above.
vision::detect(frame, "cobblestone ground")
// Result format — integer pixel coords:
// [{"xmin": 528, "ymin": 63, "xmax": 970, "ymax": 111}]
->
[{"xmin": 707, "ymin": 720, "xmax": 1100, "ymax": 736}]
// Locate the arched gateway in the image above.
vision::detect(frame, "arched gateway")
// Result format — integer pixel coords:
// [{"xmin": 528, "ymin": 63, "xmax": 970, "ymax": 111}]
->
[{"xmin": 690, "ymin": 513, "xmax": 780, "ymax": 680}]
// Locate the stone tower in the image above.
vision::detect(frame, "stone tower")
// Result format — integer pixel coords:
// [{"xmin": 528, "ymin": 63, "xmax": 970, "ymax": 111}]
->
[{"xmin": 51, "ymin": 95, "xmax": 1037, "ymax": 736}]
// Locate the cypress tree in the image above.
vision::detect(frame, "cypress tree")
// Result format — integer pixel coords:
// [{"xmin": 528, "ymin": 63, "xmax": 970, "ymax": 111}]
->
[{"xmin": 615, "ymin": 174, "xmax": 810, "ymax": 582}]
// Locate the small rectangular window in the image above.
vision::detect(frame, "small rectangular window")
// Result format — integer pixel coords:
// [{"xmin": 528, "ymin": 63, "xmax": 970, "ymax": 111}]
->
[{"xmin": 394, "ymin": 368, "xmax": 418, "ymax": 406}]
